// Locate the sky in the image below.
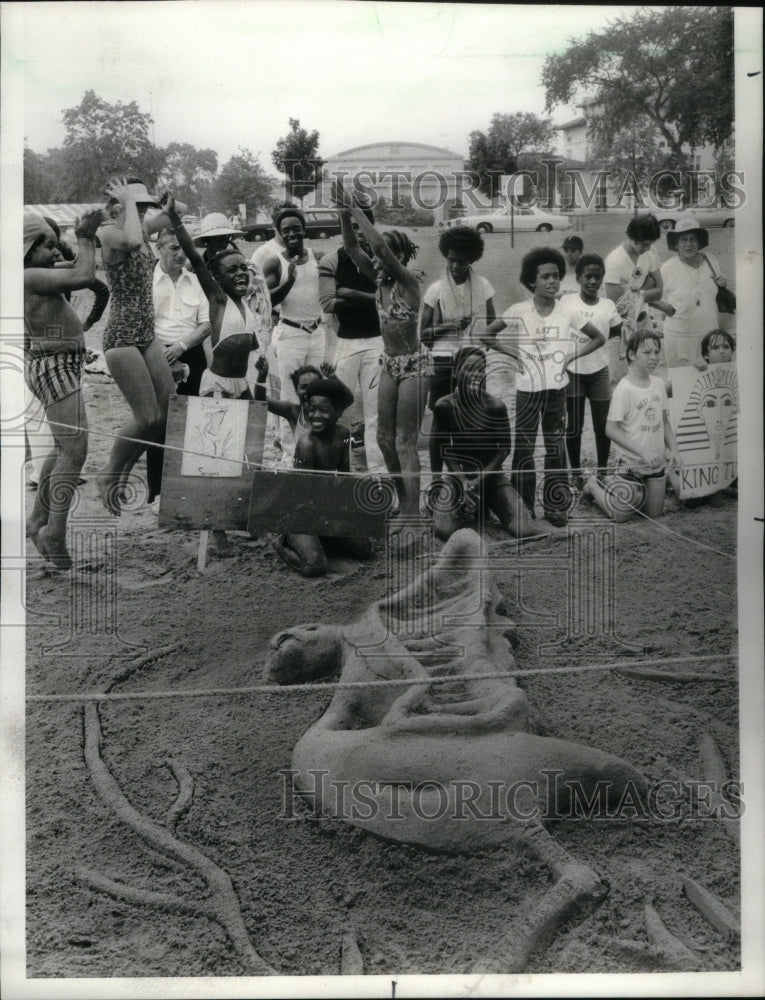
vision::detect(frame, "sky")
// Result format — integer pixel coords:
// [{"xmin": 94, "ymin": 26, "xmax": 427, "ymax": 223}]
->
[{"xmin": 13, "ymin": 1, "xmax": 651, "ymax": 171}]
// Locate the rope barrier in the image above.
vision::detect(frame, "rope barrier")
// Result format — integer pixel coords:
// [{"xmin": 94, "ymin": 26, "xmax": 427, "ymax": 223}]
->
[
  {"xmin": 25, "ymin": 653, "xmax": 736, "ymax": 705},
  {"xmin": 43, "ymin": 416, "xmax": 735, "ymax": 478}
]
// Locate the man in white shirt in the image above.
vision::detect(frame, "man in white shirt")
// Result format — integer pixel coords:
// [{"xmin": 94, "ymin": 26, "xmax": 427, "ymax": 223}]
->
[{"xmin": 153, "ymin": 229, "xmax": 211, "ymax": 396}]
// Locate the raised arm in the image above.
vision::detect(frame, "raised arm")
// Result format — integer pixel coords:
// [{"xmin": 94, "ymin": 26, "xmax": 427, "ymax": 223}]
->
[
  {"xmin": 161, "ymin": 193, "xmax": 224, "ymax": 305},
  {"xmin": 337, "ymin": 207, "xmax": 376, "ymax": 284},
  {"xmin": 263, "ymin": 254, "xmax": 297, "ymax": 307},
  {"xmin": 143, "ymin": 194, "xmax": 188, "ymax": 237},
  {"xmin": 24, "ymin": 211, "xmax": 102, "ymax": 295},
  {"xmin": 97, "ymin": 179, "xmax": 144, "ymax": 253}
]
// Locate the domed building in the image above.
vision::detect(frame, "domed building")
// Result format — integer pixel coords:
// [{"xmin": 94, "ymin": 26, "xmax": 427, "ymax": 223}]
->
[{"xmin": 315, "ymin": 141, "xmax": 467, "ymax": 223}]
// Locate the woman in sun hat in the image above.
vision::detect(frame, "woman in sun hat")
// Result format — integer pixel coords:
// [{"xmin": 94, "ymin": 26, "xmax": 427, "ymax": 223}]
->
[
  {"xmin": 193, "ymin": 212, "xmax": 244, "ymax": 266},
  {"xmin": 655, "ymin": 216, "xmax": 731, "ymax": 368},
  {"xmin": 96, "ymin": 177, "xmax": 186, "ymax": 515}
]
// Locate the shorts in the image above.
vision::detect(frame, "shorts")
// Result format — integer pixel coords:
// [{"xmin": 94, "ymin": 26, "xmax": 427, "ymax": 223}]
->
[
  {"xmin": 381, "ymin": 345, "xmax": 434, "ymax": 384},
  {"xmin": 199, "ymin": 369, "xmax": 252, "ymax": 400},
  {"xmin": 613, "ymin": 459, "xmax": 665, "ymax": 482},
  {"xmin": 25, "ymin": 350, "xmax": 84, "ymax": 408},
  {"xmin": 566, "ymin": 366, "xmax": 610, "ymax": 401}
]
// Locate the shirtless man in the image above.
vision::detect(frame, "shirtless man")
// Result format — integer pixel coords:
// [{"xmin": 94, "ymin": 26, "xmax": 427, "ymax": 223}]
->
[
  {"xmin": 430, "ymin": 347, "xmax": 542, "ymax": 542},
  {"xmin": 24, "ymin": 208, "xmax": 103, "ymax": 569},
  {"xmin": 274, "ymin": 377, "xmax": 372, "ymax": 577}
]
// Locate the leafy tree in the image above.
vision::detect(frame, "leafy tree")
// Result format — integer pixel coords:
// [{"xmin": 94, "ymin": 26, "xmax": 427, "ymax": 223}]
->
[
  {"xmin": 271, "ymin": 118, "xmax": 325, "ymax": 206},
  {"xmin": 467, "ymin": 112, "xmax": 555, "ymax": 200},
  {"xmin": 59, "ymin": 90, "xmax": 166, "ymax": 199},
  {"xmin": 24, "ymin": 146, "xmax": 60, "ymax": 203},
  {"xmin": 212, "ymin": 148, "xmax": 276, "ymax": 219},
  {"xmin": 542, "ymin": 7, "xmax": 734, "ymax": 170},
  {"xmin": 159, "ymin": 142, "xmax": 218, "ymax": 212}
]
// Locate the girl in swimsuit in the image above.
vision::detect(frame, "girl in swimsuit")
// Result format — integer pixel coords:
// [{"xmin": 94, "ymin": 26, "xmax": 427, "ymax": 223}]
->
[
  {"xmin": 333, "ymin": 183, "xmax": 431, "ymax": 521},
  {"xmin": 96, "ymin": 177, "xmax": 181, "ymax": 515},
  {"xmin": 162, "ymin": 193, "xmax": 261, "ymax": 399}
]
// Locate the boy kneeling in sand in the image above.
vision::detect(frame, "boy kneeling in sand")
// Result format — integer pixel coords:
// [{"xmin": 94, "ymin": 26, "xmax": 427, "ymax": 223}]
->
[
  {"xmin": 275, "ymin": 378, "xmax": 373, "ymax": 576},
  {"xmin": 583, "ymin": 330, "xmax": 681, "ymax": 522}
]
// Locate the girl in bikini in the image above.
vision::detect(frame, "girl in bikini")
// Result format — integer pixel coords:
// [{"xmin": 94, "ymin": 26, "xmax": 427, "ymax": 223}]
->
[
  {"xmin": 333, "ymin": 183, "xmax": 432, "ymax": 520},
  {"xmin": 162, "ymin": 193, "xmax": 262, "ymax": 399},
  {"xmin": 96, "ymin": 178, "xmax": 181, "ymax": 515}
]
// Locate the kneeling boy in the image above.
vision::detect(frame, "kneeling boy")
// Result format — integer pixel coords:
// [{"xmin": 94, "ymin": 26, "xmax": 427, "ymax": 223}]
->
[
  {"xmin": 275, "ymin": 378, "xmax": 373, "ymax": 576},
  {"xmin": 583, "ymin": 331, "xmax": 681, "ymax": 521}
]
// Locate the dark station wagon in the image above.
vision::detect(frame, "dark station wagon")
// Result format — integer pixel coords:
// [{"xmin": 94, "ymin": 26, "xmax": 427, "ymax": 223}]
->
[{"xmin": 242, "ymin": 209, "xmax": 342, "ymax": 242}]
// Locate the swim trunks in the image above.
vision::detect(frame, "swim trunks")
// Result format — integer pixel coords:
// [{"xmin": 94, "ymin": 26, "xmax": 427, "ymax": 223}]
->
[{"xmin": 25, "ymin": 350, "xmax": 85, "ymax": 408}]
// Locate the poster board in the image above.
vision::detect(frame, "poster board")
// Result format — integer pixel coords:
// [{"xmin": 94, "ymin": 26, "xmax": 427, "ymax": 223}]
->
[
  {"xmin": 669, "ymin": 363, "xmax": 738, "ymax": 498},
  {"xmin": 158, "ymin": 395, "xmax": 267, "ymax": 530},
  {"xmin": 247, "ymin": 470, "xmax": 393, "ymax": 537}
]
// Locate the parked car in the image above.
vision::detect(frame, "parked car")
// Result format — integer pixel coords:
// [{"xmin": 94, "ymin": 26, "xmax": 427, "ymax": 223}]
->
[
  {"xmin": 653, "ymin": 206, "xmax": 736, "ymax": 231},
  {"xmin": 242, "ymin": 209, "xmax": 343, "ymax": 243},
  {"xmin": 241, "ymin": 221, "xmax": 276, "ymax": 243},
  {"xmin": 445, "ymin": 205, "xmax": 571, "ymax": 234}
]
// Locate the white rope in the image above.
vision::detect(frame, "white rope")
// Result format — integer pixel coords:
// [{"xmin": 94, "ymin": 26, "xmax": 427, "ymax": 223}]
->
[{"xmin": 25, "ymin": 653, "xmax": 736, "ymax": 705}]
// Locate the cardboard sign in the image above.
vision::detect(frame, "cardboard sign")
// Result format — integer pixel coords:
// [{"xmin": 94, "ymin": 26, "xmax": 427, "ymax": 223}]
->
[
  {"xmin": 247, "ymin": 470, "xmax": 394, "ymax": 537},
  {"xmin": 670, "ymin": 364, "xmax": 737, "ymax": 498},
  {"xmin": 180, "ymin": 396, "xmax": 249, "ymax": 478},
  {"xmin": 158, "ymin": 396, "xmax": 267, "ymax": 530}
]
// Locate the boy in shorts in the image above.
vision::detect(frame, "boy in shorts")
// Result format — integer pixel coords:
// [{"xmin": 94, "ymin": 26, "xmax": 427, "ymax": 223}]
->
[
  {"xmin": 583, "ymin": 331, "xmax": 681, "ymax": 522},
  {"xmin": 274, "ymin": 377, "xmax": 373, "ymax": 577},
  {"xmin": 24, "ymin": 208, "xmax": 103, "ymax": 568}
]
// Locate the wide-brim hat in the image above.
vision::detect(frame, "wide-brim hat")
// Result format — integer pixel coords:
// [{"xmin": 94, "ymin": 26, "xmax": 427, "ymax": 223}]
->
[
  {"xmin": 193, "ymin": 212, "xmax": 244, "ymax": 243},
  {"xmin": 667, "ymin": 216, "xmax": 709, "ymax": 251},
  {"xmin": 126, "ymin": 181, "xmax": 160, "ymax": 206}
]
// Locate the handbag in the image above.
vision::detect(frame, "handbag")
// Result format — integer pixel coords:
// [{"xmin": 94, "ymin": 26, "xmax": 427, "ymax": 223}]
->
[{"xmin": 702, "ymin": 254, "xmax": 736, "ymax": 314}]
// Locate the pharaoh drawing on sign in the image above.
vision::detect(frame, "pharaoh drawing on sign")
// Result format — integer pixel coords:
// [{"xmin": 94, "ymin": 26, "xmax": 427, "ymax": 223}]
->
[
  {"xmin": 670, "ymin": 365, "xmax": 738, "ymax": 498},
  {"xmin": 180, "ymin": 396, "xmax": 248, "ymax": 477},
  {"xmin": 266, "ymin": 529, "xmax": 650, "ymax": 971}
]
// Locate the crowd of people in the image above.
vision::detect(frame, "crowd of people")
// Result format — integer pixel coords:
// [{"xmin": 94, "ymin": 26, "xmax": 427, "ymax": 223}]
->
[{"xmin": 23, "ymin": 179, "xmax": 736, "ymax": 575}]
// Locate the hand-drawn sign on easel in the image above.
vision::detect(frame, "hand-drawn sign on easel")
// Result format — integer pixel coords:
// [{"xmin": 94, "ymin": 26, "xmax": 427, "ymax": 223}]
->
[
  {"xmin": 670, "ymin": 363, "xmax": 738, "ymax": 498},
  {"xmin": 180, "ymin": 396, "xmax": 249, "ymax": 478},
  {"xmin": 158, "ymin": 395, "xmax": 267, "ymax": 531},
  {"xmin": 247, "ymin": 471, "xmax": 396, "ymax": 538}
]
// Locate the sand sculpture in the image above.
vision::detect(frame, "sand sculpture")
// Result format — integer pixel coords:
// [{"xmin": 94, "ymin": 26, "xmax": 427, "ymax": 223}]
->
[{"xmin": 265, "ymin": 528, "xmax": 651, "ymax": 970}]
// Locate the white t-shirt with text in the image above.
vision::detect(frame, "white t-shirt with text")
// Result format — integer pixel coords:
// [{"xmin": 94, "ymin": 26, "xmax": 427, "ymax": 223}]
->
[
  {"xmin": 569, "ymin": 295, "xmax": 621, "ymax": 375},
  {"xmin": 499, "ymin": 297, "xmax": 587, "ymax": 393},
  {"xmin": 608, "ymin": 373, "xmax": 668, "ymax": 471}
]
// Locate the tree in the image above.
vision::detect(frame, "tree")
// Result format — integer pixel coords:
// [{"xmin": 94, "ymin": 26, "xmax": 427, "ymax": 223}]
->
[
  {"xmin": 586, "ymin": 119, "xmax": 680, "ymax": 204},
  {"xmin": 271, "ymin": 118, "xmax": 325, "ymax": 206},
  {"xmin": 542, "ymin": 7, "xmax": 734, "ymax": 171},
  {"xmin": 159, "ymin": 142, "xmax": 218, "ymax": 212},
  {"xmin": 212, "ymin": 148, "xmax": 276, "ymax": 219},
  {"xmin": 24, "ymin": 146, "xmax": 60, "ymax": 203},
  {"xmin": 467, "ymin": 112, "xmax": 555, "ymax": 201},
  {"xmin": 59, "ymin": 90, "xmax": 166, "ymax": 199}
]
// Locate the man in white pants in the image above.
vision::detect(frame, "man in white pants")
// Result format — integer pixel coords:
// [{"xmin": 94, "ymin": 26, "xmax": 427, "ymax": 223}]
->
[
  {"xmin": 262, "ymin": 208, "xmax": 327, "ymax": 461},
  {"xmin": 318, "ymin": 204, "xmax": 384, "ymax": 473}
]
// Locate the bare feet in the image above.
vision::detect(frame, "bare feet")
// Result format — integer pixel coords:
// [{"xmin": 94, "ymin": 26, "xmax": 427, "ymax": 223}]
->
[
  {"xmin": 96, "ymin": 473, "xmax": 121, "ymax": 516},
  {"xmin": 35, "ymin": 525, "xmax": 73, "ymax": 571}
]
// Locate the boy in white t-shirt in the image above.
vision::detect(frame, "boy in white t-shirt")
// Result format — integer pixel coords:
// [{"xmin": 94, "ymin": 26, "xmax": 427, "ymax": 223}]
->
[
  {"xmin": 565, "ymin": 253, "xmax": 622, "ymax": 488},
  {"xmin": 482, "ymin": 247, "xmax": 605, "ymax": 527},
  {"xmin": 583, "ymin": 331, "xmax": 681, "ymax": 522}
]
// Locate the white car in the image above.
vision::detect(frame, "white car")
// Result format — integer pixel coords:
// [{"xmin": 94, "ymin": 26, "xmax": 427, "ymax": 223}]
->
[
  {"xmin": 653, "ymin": 206, "xmax": 736, "ymax": 231},
  {"xmin": 446, "ymin": 205, "xmax": 572, "ymax": 234}
]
